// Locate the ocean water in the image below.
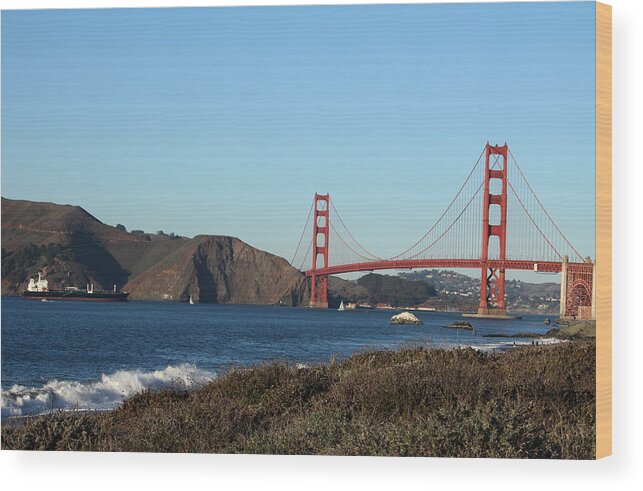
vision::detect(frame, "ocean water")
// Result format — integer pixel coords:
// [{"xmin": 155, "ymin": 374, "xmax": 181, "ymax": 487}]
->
[{"xmin": 1, "ymin": 297, "xmax": 556, "ymax": 418}]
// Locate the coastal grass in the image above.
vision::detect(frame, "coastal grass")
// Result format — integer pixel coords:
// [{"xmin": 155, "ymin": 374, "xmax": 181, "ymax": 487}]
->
[{"xmin": 1, "ymin": 340, "xmax": 596, "ymax": 458}]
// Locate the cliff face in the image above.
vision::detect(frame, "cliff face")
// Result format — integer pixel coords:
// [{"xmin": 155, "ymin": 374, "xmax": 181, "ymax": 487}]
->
[
  {"xmin": 123, "ymin": 235, "xmax": 308, "ymax": 305},
  {"xmin": 1, "ymin": 197, "xmax": 308, "ymax": 305}
]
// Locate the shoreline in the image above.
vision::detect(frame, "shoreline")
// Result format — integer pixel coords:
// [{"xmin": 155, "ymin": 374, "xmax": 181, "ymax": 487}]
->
[
  {"xmin": 0, "ymin": 295, "xmax": 560, "ymax": 316},
  {"xmin": 2, "ymin": 339, "xmax": 595, "ymax": 458},
  {"xmin": 1, "ymin": 336, "xmax": 566, "ymax": 422}
]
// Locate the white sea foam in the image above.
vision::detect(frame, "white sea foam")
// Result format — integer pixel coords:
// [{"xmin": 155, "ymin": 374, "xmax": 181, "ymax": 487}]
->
[
  {"xmin": 472, "ymin": 337, "xmax": 565, "ymax": 351},
  {"xmin": 430, "ymin": 337, "xmax": 565, "ymax": 353},
  {"xmin": 1, "ymin": 363, "xmax": 217, "ymax": 418}
]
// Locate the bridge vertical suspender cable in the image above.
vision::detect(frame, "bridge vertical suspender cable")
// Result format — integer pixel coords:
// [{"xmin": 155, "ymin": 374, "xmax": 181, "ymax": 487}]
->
[
  {"xmin": 290, "ymin": 197, "xmax": 314, "ymax": 267},
  {"xmin": 508, "ymin": 149, "xmax": 584, "ymax": 262},
  {"xmin": 386, "ymin": 147, "xmax": 486, "ymax": 261}
]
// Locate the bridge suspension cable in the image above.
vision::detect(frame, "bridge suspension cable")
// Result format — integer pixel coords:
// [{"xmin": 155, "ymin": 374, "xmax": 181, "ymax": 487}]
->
[
  {"xmin": 294, "ymin": 143, "xmax": 587, "ymax": 274},
  {"xmin": 329, "ymin": 222, "xmax": 381, "ymax": 263},
  {"xmin": 298, "ymin": 241, "xmax": 312, "ymax": 271},
  {"xmin": 289, "ymin": 197, "xmax": 314, "ymax": 267},
  {"xmin": 404, "ymin": 182, "xmax": 484, "ymax": 260},
  {"xmin": 386, "ymin": 147, "xmax": 486, "ymax": 260},
  {"xmin": 507, "ymin": 149, "xmax": 584, "ymax": 262},
  {"xmin": 329, "ymin": 198, "xmax": 382, "ymax": 261},
  {"xmin": 507, "ymin": 179, "xmax": 563, "ymax": 261}
]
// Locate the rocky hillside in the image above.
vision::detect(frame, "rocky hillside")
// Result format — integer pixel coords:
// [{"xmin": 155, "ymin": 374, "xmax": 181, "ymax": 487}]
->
[
  {"xmin": 355, "ymin": 273, "xmax": 437, "ymax": 306},
  {"xmin": 2, "ymin": 198, "xmax": 445, "ymax": 307},
  {"xmin": 122, "ymin": 235, "xmax": 307, "ymax": 304},
  {"xmin": 1, "ymin": 197, "xmax": 308, "ymax": 305}
]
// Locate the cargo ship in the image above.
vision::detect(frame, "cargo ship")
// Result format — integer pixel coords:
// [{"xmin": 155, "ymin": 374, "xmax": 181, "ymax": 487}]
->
[{"xmin": 20, "ymin": 272, "xmax": 129, "ymax": 302}]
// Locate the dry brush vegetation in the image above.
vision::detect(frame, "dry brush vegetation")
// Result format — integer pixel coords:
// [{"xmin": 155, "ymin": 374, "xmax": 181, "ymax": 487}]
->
[{"xmin": 2, "ymin": 340, "xmax": 595, "ymax": 458}]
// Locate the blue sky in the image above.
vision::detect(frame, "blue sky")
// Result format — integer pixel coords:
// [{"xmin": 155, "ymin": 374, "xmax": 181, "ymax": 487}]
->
[{"xmin": 1, "ymin": 3, "xmax": 596, "ymax": 281}]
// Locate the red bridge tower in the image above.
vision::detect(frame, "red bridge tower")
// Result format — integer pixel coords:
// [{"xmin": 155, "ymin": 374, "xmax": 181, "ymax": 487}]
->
[
  {"xmin": 478, "ymin": 143, "xmax": 508, "ymax": 317},
  {"xmin": 309, "ymin": 193, "xmax": 330, "ymax": 308}
]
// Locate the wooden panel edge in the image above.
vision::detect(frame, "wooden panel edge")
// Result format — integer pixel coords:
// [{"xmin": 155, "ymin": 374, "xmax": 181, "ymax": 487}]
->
[{"xmin": 595, "ymin": 1, "xmax": 612, "ymax": 460}]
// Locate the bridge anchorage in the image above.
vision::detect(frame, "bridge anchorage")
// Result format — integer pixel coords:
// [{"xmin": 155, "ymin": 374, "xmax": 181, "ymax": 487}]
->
[{"xmin": 292, "ymin": 143, "xmax": 594, "ymax": 320}]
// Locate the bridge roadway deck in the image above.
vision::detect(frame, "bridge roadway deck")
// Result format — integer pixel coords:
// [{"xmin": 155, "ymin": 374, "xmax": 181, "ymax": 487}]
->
[{"xmin": 305, "ymin": 259, "xmax": 593, "ymax": 277}]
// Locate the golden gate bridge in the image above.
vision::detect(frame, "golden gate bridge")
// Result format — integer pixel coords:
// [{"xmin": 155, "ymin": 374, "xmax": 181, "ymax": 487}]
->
[{"xmin": 290, "ymin": 143, "xmax": 594, "ymax": 320}]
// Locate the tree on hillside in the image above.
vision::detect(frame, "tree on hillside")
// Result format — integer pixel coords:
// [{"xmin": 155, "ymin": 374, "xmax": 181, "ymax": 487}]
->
[
  {"xmin": 1, "ymin": 242, "xmax": 68, "ymax": 284},
  {"xmin": 115, "ymin": 224, "xmax": 127, "ymax": 232},
  {"xmin": 356, "ymin": 273, "xmax": 437, "ymax": 307}
]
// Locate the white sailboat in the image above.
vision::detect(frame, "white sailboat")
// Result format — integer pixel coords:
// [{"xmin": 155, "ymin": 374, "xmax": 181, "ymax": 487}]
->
[
  {"xmin": 338, "ymin": 300, "xmax": 345, "ymax": 311},
  {"xmin": 189, "ymin": 295, "xmax": 195, "ymax": 305}
]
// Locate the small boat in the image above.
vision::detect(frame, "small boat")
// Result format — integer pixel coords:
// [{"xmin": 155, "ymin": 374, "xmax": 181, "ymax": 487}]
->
[
  {"xmin": 338, "ymin": 300, "xmax": 345, "ymax": 311},
  {"xmin": 189, "ymin": 295, "xmax": 195, "ymax": 305}
]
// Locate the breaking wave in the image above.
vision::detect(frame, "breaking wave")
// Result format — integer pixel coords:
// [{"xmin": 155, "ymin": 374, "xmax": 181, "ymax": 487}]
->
[{"xmin": 1, "ymin": 364, "xmax": 217, "ymax": 418}]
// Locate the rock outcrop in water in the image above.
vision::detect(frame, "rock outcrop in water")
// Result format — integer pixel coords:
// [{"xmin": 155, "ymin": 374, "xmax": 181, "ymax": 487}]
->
[
  {"xmin": 390, "ymin": 312, "xmax": 423, "ymax": 325},
  {"xmin": 443, "ymin": 321, "xmax": 474, "ymax": 330}
]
